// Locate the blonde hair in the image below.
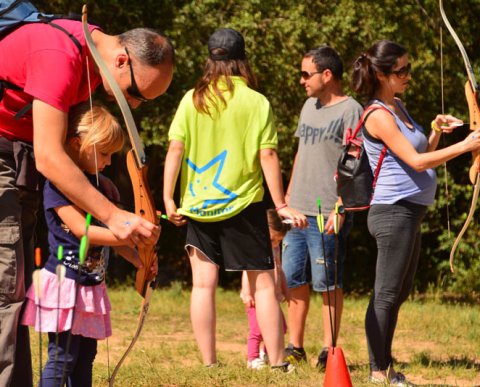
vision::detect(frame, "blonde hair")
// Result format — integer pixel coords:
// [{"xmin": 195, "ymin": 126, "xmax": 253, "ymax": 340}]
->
[{"xmin": 68, "ymin": 103, "xmax": 125, "ymax": 155}]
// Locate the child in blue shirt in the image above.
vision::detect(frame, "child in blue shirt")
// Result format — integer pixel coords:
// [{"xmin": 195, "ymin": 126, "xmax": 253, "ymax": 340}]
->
[{"xmin": 22, "ymin": 103, "xmax": 157, "ymax": 386}]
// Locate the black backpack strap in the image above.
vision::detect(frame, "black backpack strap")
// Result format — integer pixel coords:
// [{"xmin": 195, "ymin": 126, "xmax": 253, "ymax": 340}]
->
[
  {"xmin": 0, "ymin": 80, "xmax": 31, "ymax": 119},
  {"xmin": 0, "ymin": 80, "xmax": 23, "ymax": 106},
  {"xmin": 0, "ymin": 80, "xmax": 22, "ymax": 92},
  {"xmin": 48, "ymin": 21, "xmax": 82, "ymax": 54},
  {"xmin": 14, "ymin": 102, "xmax": 32, "ymax": 120}
]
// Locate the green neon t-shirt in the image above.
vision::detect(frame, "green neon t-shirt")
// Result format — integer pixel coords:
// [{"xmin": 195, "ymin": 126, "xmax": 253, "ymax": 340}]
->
[{"xmin": 168, "ymin": 77, "xmax": 277, "ymax": 222}]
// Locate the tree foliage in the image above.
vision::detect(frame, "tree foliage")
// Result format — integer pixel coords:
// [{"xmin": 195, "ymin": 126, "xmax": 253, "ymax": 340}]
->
[{"xmin": 34, "ymin": 0, "xmax": 480, "ymax": 296}]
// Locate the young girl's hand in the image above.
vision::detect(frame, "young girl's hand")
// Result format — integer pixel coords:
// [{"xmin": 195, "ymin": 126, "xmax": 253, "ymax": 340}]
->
[
  {"xmin": 240, "ymin": 291, "xmax": 255, "ymax": 308},
  {"xmin": 164, "ymin": 198, "xmax": 187, "ymax": 227},
  {"xmin": 240, "ymin": 271, "xmax": 254, "ymax": 307}
]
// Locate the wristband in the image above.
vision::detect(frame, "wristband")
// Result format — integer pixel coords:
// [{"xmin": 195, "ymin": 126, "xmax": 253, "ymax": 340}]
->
[
  {"xmin": 275, "ymin": 203, "xmax": 288, "ymax": 211},
  {"xmin": 431, "ymin": 120, "xmax": 441, "ymax": 133}
]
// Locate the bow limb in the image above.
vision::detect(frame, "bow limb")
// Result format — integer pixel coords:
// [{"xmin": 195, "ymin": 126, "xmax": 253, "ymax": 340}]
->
[
  {"xmin": 449, "ymin": 180, "xmax": 480, "ymax": 272},
  {"xmin": 81, "ymin": 5, "xmax": 158, "ymax": 292},
  {"xmin": 108, "ymin": 285, "xmax": 154, "ymax": 387},
  {"xmin": 81, "ymin": 4, "xmax": 159, "ymax": 384},
  {"xmin": 440, "ymin": 0, "xmax": 480, "ymax": 272}
]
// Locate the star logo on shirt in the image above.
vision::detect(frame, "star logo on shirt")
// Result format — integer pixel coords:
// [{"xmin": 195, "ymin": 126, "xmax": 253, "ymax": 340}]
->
[{"xmin": 186, "ymin": 150, "xmax": 238, "ymax": 209}]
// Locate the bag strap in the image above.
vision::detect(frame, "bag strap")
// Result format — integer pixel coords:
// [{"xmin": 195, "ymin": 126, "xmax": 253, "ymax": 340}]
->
[
  {"xmin": 48, "ymin": 21, "xmax": 82, "ymax": 54},
  {"xmin": 351, "ymin": 103, "xmax": 387, "ymax": 138},
  {"xmin": 372, "ymin": 145, "xmax": 387, "ymax": 190},
  {"xmin": 365, "ymin": 103, "xmax": 392, "ymax": 191}
]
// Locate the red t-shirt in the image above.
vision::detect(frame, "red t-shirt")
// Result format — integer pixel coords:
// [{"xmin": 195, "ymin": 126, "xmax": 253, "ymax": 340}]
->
[{"xmin": 0, "ymin": 20, "xmax": 102, "ymax": 142}]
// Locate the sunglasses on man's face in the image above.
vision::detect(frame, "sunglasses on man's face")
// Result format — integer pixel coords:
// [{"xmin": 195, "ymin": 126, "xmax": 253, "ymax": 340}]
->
[
  {"xmin": 390, "ymin": 63, "xmax": 412, "ymax": 79},
  {"xmin": 125, "ymin": 47, "xmax": 149, "ymax": 103},
  {"xmin": 300, "ymin": 69, "xmax": 326, "ymax": 80}
]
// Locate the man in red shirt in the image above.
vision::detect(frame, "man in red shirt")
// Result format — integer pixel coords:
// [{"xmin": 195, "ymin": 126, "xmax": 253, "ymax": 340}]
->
[{"xmin": 0, "ymin": 19, "xmax": 174, "ymax": 386}]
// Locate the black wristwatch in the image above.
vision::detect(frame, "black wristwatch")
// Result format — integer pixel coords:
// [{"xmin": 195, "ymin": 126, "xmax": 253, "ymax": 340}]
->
[{"xmin": 337, "ymin": 205, "xmax": 345, "ymax": 215}]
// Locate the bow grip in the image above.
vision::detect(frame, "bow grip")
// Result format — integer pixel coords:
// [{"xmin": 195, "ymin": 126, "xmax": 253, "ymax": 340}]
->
[{"xmin": 126, "ymin": 150, "xmax": 159, "ymax": 297}]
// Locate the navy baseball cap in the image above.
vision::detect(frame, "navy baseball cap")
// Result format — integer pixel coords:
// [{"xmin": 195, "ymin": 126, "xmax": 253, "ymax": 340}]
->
[{"xmin": 208, "ymin": 28, "xmax": 246, "ymax": 61}]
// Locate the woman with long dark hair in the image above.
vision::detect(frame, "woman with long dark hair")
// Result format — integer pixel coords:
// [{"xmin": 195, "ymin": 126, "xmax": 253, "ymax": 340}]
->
[
  {"xmin": 352, "ymin": 40, "xmax": 480, "ymax": 385},
  {"xmin": 163, "ymin": 28, "xmax": 306, "ymax": 371}
]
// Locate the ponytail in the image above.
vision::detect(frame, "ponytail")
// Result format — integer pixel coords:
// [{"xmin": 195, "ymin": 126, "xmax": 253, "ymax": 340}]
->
[
  {"xmin": 351, "ymin": 53, "xmax": 378, "ymax": 100},
  {"xmin": 351, "ymin": 40, "xmax": 407, "ymax": 101}
]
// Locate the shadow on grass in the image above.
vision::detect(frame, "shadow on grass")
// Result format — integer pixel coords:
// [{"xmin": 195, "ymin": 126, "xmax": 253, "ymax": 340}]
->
[
  {"xmin": 411, "ymin": 351, "xmax": 480, "ymax": 371},
  {"xmin": 346, "ymin": 356, "xmax": 480, "ymax": 387}
]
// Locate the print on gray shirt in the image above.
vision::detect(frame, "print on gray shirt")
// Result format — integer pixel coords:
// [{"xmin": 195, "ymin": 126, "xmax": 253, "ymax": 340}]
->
[{"xmin": 298, "ymin": 117, "xmax": 344, "ymax": 145}]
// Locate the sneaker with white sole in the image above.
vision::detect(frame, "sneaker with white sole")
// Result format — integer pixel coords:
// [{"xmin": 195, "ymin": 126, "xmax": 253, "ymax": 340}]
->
[
  {"xmin": 247, "ymin": 357, "xmax": 267, "ymax": 370},
  {"xmin": 368, "ymin": 372, "xmax": 415, "ymax": 386},
  {"xmin": 259, "ymin": 349, "xmax": 268, "ymax": 363},
  {"xmin": 390, "ymin": 372, "xmax": 415, "ymax": 386}
]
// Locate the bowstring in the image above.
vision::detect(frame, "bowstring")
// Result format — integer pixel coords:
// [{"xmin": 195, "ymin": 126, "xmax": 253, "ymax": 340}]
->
[
  {"xmin": 86, "ymin": 55, "xmax": 110, "ymax": 379},
  {"xmin": 440, "ymin": 25, "xmax": 451, "ymax": 238},
  {"xmin": 86, "ymin": 55, "xmax": 99, "ymax": 187}
]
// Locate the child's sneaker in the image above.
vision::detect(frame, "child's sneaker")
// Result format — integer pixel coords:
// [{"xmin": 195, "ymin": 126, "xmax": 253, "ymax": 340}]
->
[
  {"xmin": 271, "ymin": 361, "xmax": 295, "ymax": 373},
  {"xmin": 247, "ymin": 357, "xmax": 267, "ymax": 370},
  {"xmin": 284, "ymin": 343, "xmax": 307, "ymax": 363},
  {"xmin": 259, "ymin": 349, "xmax": 268, "ymax": 363}
]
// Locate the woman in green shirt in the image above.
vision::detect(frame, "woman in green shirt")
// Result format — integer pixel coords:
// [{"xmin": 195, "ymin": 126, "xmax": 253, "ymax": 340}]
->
[{"xmin": 163, "ymin": 28, "xmax": 306, "ymax": 370}]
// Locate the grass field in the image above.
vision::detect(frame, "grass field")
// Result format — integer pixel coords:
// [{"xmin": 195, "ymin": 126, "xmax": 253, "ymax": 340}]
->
[{"xmin": 30, "ymin": 283, "xmax": 480, "ymax": 386}]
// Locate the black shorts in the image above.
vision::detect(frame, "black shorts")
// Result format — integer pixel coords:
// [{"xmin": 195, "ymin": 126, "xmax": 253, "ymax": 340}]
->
[{"xmin": 185, "ymin": 202, "xmax": 274, "ymax": 271}]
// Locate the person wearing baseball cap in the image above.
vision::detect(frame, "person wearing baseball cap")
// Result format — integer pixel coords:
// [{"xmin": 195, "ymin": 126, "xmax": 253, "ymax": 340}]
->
[
  {"xmin": 164, "ymin": 28, "xmax": 306, "ymax": 372},
  {"xmin": 207, "ymin": 28, "xmax": 246, "ymax": 60}
]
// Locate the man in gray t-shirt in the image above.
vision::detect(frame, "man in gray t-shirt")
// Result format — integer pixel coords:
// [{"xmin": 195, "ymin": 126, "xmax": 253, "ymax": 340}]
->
[{"xmin": 282, "ymin": 46, "xmax": 363, "ymax": 369}]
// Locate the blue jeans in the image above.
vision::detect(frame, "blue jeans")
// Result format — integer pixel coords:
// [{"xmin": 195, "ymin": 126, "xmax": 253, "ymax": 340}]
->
[
  {"xmin": 41, "ymin": 331, "xmax": 97, "ymax": 387},
  {"xmin": 366, "ymin": 201, "xmax": 427, "ymax": 371},
  {"xmin": 282, "ymin": 214, "xmax": 352, "ymax": 292}
]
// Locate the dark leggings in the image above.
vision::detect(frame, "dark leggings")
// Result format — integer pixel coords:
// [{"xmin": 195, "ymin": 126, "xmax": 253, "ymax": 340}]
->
[
  {"xmin": 41, "ymin": 331, "xmax": 97, "ymax": 387},
  {"xmin": 366, "ymin": 200, "xmax": 427, "ymax": 371}
]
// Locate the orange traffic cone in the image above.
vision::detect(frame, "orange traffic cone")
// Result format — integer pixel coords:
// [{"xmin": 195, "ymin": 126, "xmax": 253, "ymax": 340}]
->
[{"xmin": 323, "ymin": 347, "xmax": 352, "ymax": 387}]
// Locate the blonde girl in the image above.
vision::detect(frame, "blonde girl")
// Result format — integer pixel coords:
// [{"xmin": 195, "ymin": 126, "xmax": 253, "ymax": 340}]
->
[{"xmin": 22, "ymin": 103, "xmax": 155, "ymax": 386}]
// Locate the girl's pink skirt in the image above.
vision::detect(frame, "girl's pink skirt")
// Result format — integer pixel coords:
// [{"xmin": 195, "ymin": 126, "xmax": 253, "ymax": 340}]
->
[{"xmin": 22, "ymin": 269, "xmax": 112, "ymax": 340}]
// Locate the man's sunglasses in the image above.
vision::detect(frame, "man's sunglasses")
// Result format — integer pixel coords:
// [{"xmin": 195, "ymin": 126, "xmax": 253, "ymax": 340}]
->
[
  {"xmin": 300, "ymin": 69, "xmax": 328, "ymax": 80},
  {"xmin": 390, "ymin": 63, "xmax": 411, "ymax": 79},
  {"xmin": 125, "ymin": 47, "xmax": 149, "ymax": 103}
]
